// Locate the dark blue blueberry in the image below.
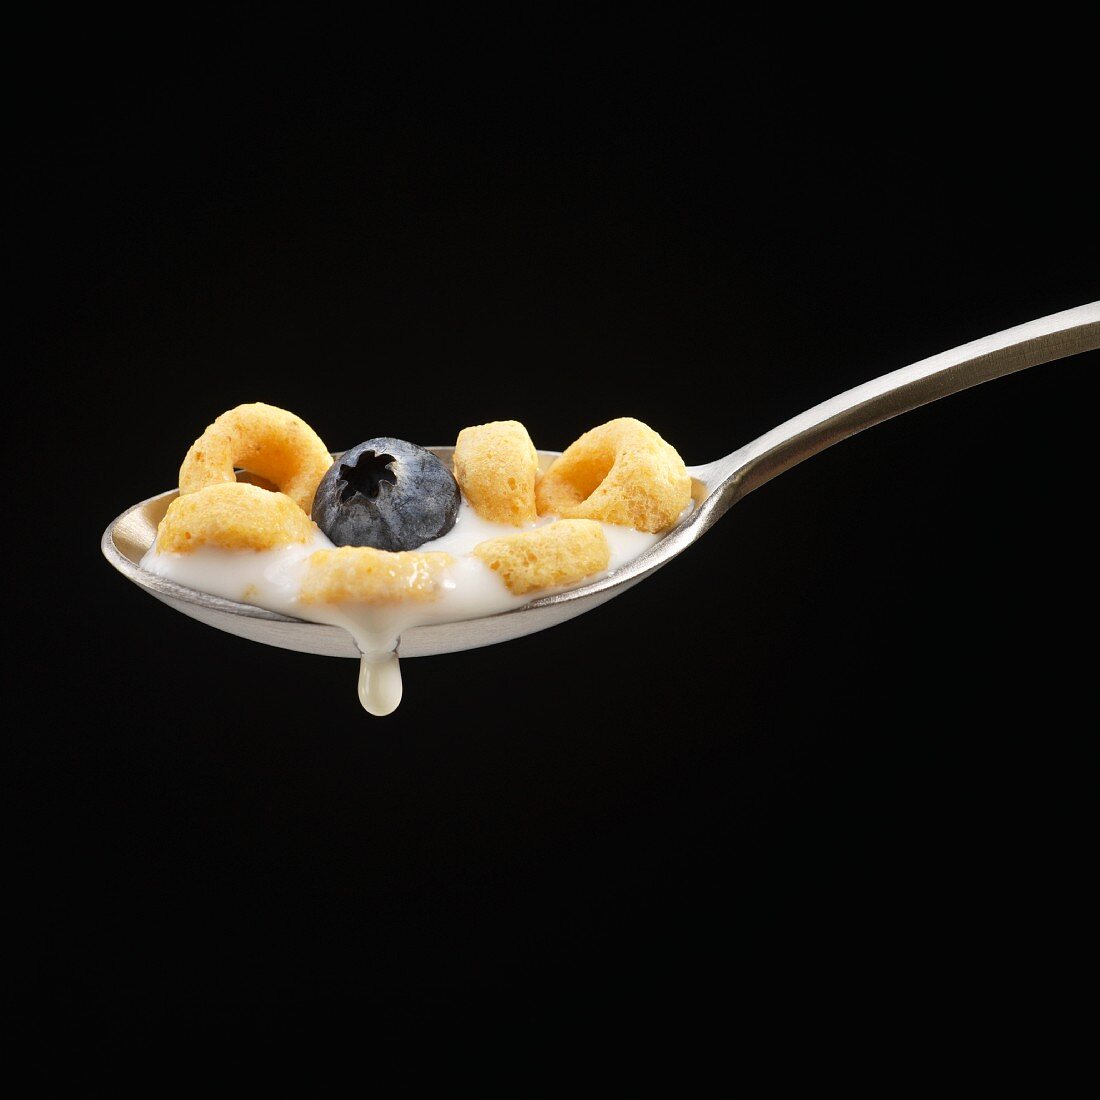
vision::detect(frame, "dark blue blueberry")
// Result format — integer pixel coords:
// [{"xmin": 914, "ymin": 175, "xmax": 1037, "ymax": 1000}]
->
[{"xmin": 311, "ymin": 438, "xmax": 460, "ymax": 551}]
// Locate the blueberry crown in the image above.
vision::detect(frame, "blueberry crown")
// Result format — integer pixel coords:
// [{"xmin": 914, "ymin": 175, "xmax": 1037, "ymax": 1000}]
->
[{"xmin": 337, "ymin": 451, "xmax": 397, "ymax": 504}]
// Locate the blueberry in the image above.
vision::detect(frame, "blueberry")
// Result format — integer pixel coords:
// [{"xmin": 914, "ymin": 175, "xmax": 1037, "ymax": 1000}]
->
[{"xmin": 312, "ymin": 438, "xmax": 460, "ymax": 551}]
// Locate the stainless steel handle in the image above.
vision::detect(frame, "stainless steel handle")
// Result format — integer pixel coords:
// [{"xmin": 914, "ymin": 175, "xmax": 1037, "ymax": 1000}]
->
[{"xmin": 695, "ymin": 302, "xmax": 1100, "ymax": 510}]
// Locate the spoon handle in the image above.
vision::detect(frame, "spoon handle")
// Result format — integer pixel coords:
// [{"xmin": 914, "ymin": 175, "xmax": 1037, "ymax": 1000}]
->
[{"xmin": 695, "ymin": 301, "xmax": 1100, "ymax": 509}]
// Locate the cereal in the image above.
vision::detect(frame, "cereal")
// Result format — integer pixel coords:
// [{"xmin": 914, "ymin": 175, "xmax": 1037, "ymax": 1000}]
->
[
  {"xmin": 178, "ymin": 402, "xmax": 332, "ymax": 513},
  {"xmin": 300, "ymin": 546, "xmax": 454, "ymax": 604},
  {"xmin": 535, "ymin": 417, "xmax": 690, "ymax": 532},
  {"xmin": 453, "ymin": 420, "xmax": 539, "ymax": 526},
  {"xmin": 156, "ymin": 482, "xmax": 315, "ymax": 553},
  {"xmin": 472, "ymin": 519, "xmax": 609, "ymax": 595},
  {"xmin": 138, "ymin": 403, "xmax": 689, "ymax": 719}
]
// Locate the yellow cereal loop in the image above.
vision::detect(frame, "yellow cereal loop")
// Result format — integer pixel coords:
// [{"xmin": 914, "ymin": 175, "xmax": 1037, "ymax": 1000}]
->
[
  {"xmin": 535, "ymin": 417, "xmax": 690, "ymax": 532},
  {"xmin": 472, "ymin": 519, "xmax": 609, "ymax": 595},
  {"xmin": 300, "ymin": 547, "xmax": 454, "ymax": 604},
  {"xmin": 178, "ymin": 402, "xmax": 332, "ymax": 514},
  {"xmin": 156, "ymin": 482, "xmax": 315, "ymax": 553},
  {"xmin": 453, "ymin": 420, "xmax": 540, "ymax": 526}
]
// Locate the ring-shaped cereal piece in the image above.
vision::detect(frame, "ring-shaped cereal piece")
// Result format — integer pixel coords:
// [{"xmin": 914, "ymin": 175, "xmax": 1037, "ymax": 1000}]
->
[
  {"xmin": 301, "ymin": 547, "xmax": 454, "ymax": 604},
  {"xmin": 178, "ymin": 402, "xmax": 332, "ymax": 514},
  {"xmin": 156, "ymin": 482, "xmax": 315, "ymax": 553},
  {"xmin": 535, "ymin": 417, "xmax": 690, "ymax": 532},
  {"xmin": 453, "ymin": 420, "xmax": 539, "ymax": 526},
  {"xmin": 472, "ymin": 519, "xmax": 609, "ymax": 595}
]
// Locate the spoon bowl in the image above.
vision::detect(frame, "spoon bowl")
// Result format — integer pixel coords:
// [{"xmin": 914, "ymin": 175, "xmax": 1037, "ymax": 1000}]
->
[
  {"xmin": 103, "ymin": 302, "xmax": 1099, "ymax": 658},
  {"xmin": 102, "ymin": 453, "xmax": 712, "ymax": 658}
]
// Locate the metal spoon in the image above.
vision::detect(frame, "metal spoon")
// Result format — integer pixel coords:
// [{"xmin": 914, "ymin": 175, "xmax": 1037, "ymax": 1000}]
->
[{"xmin": 103, "ymin": 302, "xmax": 1099, "ymax": 659}]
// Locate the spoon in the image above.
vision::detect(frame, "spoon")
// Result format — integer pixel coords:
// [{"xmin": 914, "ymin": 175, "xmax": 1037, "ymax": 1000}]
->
[{"xmin": 103, "ymin": 301, "xmax": 1099, "ymax": 659}]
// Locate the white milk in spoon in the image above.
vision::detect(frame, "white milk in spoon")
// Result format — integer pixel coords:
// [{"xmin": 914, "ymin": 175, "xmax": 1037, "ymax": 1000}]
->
[{"xmin": 141, "ymin": 500, "xmax": 660, "ymax": 716}]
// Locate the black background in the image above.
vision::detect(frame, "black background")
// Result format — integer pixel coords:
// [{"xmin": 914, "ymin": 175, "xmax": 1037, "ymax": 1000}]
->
[{"xmin": 12, "ymin": 12, "xmax": 1097, "ymax": 1037}]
